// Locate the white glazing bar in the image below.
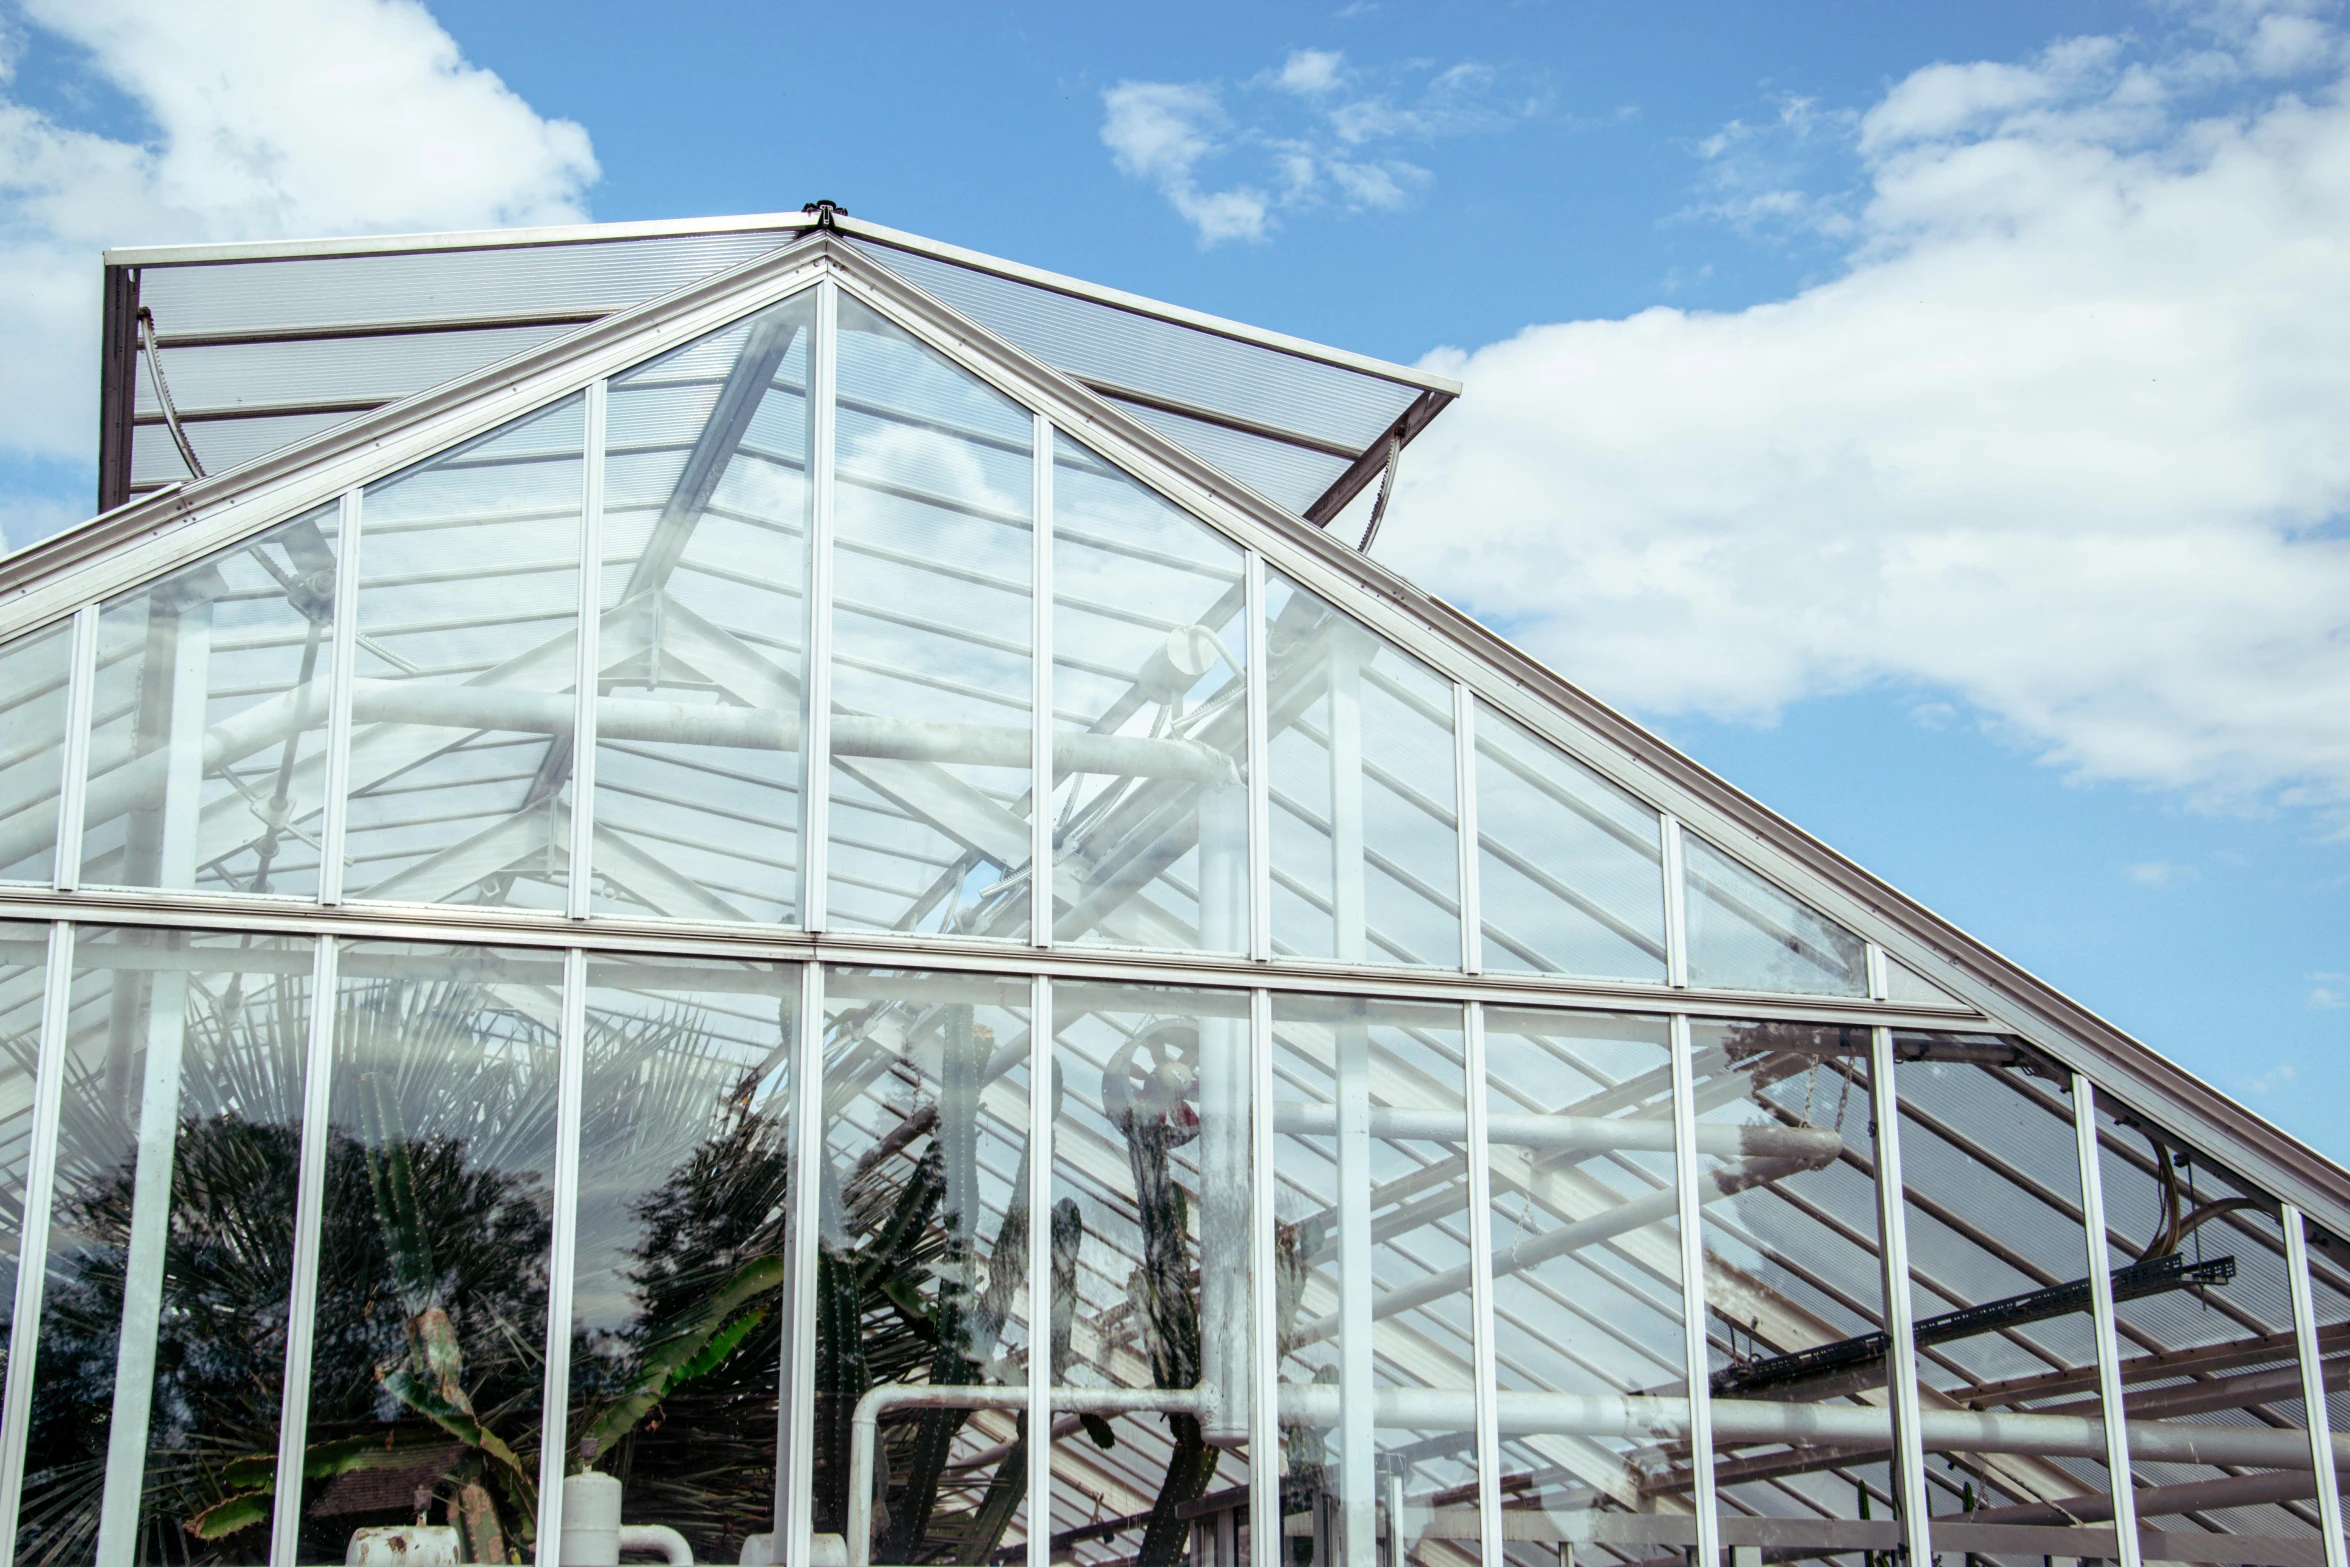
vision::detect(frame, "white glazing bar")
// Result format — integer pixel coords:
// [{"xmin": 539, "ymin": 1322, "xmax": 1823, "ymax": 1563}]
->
[
  {"xmin": 1335, "ymin": 1007, "xmax": 1374, "ymax": 1566},
  {"xmin": 1249, "ymin": 988, "xmax": 1279, "ymax": 1567},
  {"xmin": 0, "ymin": 922, "xmax": 77, "ymax": 1567},
  {"xmin": 1454, "ymin": 686, "xmax": 1480, "ymax": 976},
  {"xmin": 1667, "ymin": 1013, "xmax": 1719, "ymax": 1567},
  {"xmin": 534, "ymin": 949, "xmax": 588, "ymax": 1564},
  {"xmin": 567, "ymin": 380, "xmax": 607, "ymax": 922},
  {"xmin": 1027, "ymin": 973, "xmax": 1053, "ymax": 1567},
  {"xmin": 1031, "ymin": 418, "xmax": 1053, "ymax": 950},
  {"xmin": 2073, "ymin": 1074, "xmax": 2144, "ymax": 1567},
  {"xmin": 778, "ymin": 961, "xmax": 827, "ymax": 1560},
  {"xmin": 318, "ymin": 487, "xmax": 363, "ymax": 907},
  {"xmin": 1659, "ymin": 814, "xmax": 1688, "ymax": 989},
  {"xmin": 799, "ymin": 279, "xmax": 839, "ymax": 933},
  {"xmin": 1867, "ymin": 1026, "xmax": 1933, "ymax": 1567},
  {"xmin": 269, "ymin": 936, "xmax": 338, "ymax": 1567},
  {"xmin": 1244, "ymin": 554, "xmax": 1271, "ymax": 963},
  {"xmin": 1329, "ymin": 637, "xmax": 1366, "ymax": 967},
  {"xmin": 1864, "ymin": 942, "xmax": 1890, "ymax": 1002},
  {"xmin": 2284, "ymin": 1206, "xmax": 2347, "ymax": 1567},
  {"xmin": 51, "ymin": 605, "xmax": 98, "ymax": 893},
  {"xmin": 1462, "ymin": 1002, "xmax": 1502, "ymax": 1567}
]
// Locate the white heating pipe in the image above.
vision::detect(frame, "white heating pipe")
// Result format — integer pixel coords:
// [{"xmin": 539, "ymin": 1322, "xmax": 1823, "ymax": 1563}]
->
[{"xmin": 1270, "ymin": 1104, "xmax": 1842, "ymax": 1162}]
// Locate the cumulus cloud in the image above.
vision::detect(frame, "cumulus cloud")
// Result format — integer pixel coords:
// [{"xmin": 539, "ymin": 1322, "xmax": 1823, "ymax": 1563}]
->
[
  {"xmin": 1102, "ymin": 50, "xmax": 1533, "ymax": 246},
  {"xmin": 0, "ymin": 0, "xmax": 597, "ymax": 512},
  {"xmin": 1384, "ymin": 7, "xmax": 2350, "ymax": 815}
]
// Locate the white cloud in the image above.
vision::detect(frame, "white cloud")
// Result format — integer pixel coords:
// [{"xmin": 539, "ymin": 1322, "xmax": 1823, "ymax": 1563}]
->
[
  {"xmin": 2126, "ymin": 860, "xmax": 2198, "ymax": 888},
  {"xmin": 1275, "ymin": 49, "xmax": 1345, "ymax": 98},
  {"xmin": 2306, "ymin": 974, "xmax": 2348, "ymax": 1010},
  {"xmin": 1100, "ymin": 81, "xmax": 1270, "ymax": 245},
  {"xmin": 1385, "ymin": 9, "xmax": 2350, "ymax": 816},
  {"xmin": 0, "ymin": 0, "xmax": 596, "ymax": 478}
]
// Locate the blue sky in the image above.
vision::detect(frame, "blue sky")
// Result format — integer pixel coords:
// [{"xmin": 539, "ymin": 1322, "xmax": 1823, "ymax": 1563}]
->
[{"xmin": 0, "ymin": 0, "xmax": 2343, "ymax": 1155}]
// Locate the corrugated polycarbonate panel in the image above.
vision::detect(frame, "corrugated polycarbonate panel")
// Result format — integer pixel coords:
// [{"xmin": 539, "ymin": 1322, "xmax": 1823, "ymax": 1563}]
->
[
  {"xmin": 132, "ymin": 409, "xmax": 365, "ymax": 486},
  {"xmin": 851, "ymin": 238, "xmax": 1423, "ymax": 452},
  {"xmin": 133, "ymin": 323, "xmax": 578, "ymax": 416},
  {"xmin": 1108, "ymin": 396, "xmax": 1353, "ymax": 516}
]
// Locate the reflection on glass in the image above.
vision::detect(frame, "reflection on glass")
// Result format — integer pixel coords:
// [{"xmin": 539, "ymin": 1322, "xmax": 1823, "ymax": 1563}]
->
[
  {"xmin": 1050, "ymin": 984, "xmax": 1252, "ymax": 1567},
  {"xmin": 296, "ymin": 942, "xmax": 560, "ymax": 1565},
  {"xmin": 826, "ymin": 299, "xmax": 1034, "ymax": 938},
  {"xmin": 592, "ymin": 294, "xmax": 816, "ymax": 925},
  {"xmin": 1474, "ymin": 702, "xmax": 1666, "ymax": 983},
  {"xmin": 816, "ymin": 968, "xmax": 1032, "ymax": 1563},
  {"xmin": 1267, "ymin": 574, "xmax": 1458, "ymax": 969},
  {"xmin": 17, "ymin": 929, "xmax": 311, "ymax": 1567},
  {"xmin": 2094, "ymin": 1093, "xmax": 2323, "ymax": 1566},
  {"xmin": 559, "ymin": 954, "xmax": 796, "ymax": 1562},
  {"xmin": 1894, "ymin": 1037, "xmax": 2118, "ymax": 1566},
  {"xmin": 78, "ymin": 506, "xmax": 342, "ymax": 898},
  {"xmin": 1683, "ymin": 834, "xmax": 1866, "ymax": 996},
  {"xmin": 1051, "ymin": 441, "xmax": 1247, "ymax": 954},
  {"xmin": 1691, "ymin": 1020, "xmax": 1889, "ymax": 1563},
  {"xmin": 0, "ymin": 623, "xmax": 74, "ymax": 884},
  {"xmin": 0, "ymin": 922, "xmax": 45, "ymax": 1353},
  {"xmin": 343, "ymin": 397, "xmax": 585, "ymax": 908},
  {"xmin": 1480, "ymin": 1009, "xmax": 1687, "ymax": 1567},
  {"xmin": 1273, "ymin": 995, "xmax": 1476, "ymax": 1567}
]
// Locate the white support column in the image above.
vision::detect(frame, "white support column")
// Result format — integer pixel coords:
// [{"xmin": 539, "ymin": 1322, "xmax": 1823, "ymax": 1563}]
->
[
  {"xmin": 798, "ymin": 280, "xmax": 839, "ymax": 933},
  {"xmin": 51, "ymin": 605, "xmax": 98, "ymax": 893},
  {"xmin": 778, "ymin": 961, "xmax": 828, "ymax": 1561},
  {"xmin": 0, "ymin": 922, "xmax": 77, "ymax": 1567},
  {"xmin": 1867, "ymin": 1026, "xmax": 1933, "ymax": 1567},
  {"xmin": 318, "ymin": 488, "xmax": 363, "ymax": 907},
  {"xmin": 1250, "ymin": 988, "xmax": 1280, "ymax": 1567},
  {"xmin": 1461, "ymin": 1002, "xmax": 1501, "ymax": 1567},
  {"xmin": 2284, "ymin": 1205, "xmax": 2347, "ymax": 1567},
  {"xmin": 2074, "ymin": 1074, "xmax": 2143, "ymax": 1567},
  {"xmin": 1244, "ymin": 555, "xmax": 1271, "ymax": 963},
  {"xmin": 1668, "ymin": 1014, "xmax": 1719, "ymax": 1567},
  {"xmin": 1026, "ymin": 973, "xmax": 1053, "ymax": 1567},
  {"xmin": 1335, "ymin": 1006, "xmax": 1375, "ymax": 1567},
  {"xmin": 535, "ymin": 950, "xmax": 589, "ymax": 1564},
  {"xmin": 1030, "ymin": 417, "xmax": 1054, "ymax": 950},
  {"xmin": 1659, "ymin": 814, "xmax": 1689, "ymax": 990},
  {"xmin": 567, "ymin": 379, "xmax": 608, "ymax": 922},
  {"xmin": 1454, "ymin": 687, "xmax": 1480, "ymax": 977},
  {"xmin": 269, "ymin": 935, "xmax": 339, "ymax": 1567},
  {"xmin": 1328, "ymin": 638, "xmax": 1365, "ymax": 966}
]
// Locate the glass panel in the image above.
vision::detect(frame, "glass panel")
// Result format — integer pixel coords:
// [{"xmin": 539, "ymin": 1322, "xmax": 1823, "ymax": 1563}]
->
[
  {"xmin": 1473, "ymin": 702, "xmax": 1666, "ymax": 983},
  {"xmin": 1481, "ymin": 1009, "xmax": 1687, "ymax": 1567},
  {"xmin": 1885, "ymin": 958, "xmax": 1964, "ymax": 1009},
  {"xmin": 1050, "ymin": 439, "xmax": 1248, "ymax": 954},
  {"xmin": 0, "ymin": 922, "xmax": 45, "ymax": 1374},
  {"xmin": 1692, "ymin": 1020, "xmax": 1891, "ymax": 1565},
  {"xmin": 1049, "ymin": 983, "xmax": 1252, "ymax": 1565},
  {"xmin": 296, "ymin": 941, "xmax": 562, "ymax": 1565},
  {"xmin": 18, "ymin": 929, "xmax": 311, "ymax": 1566},
  {"xmin": 560, "ymin": 953, "xmax": 797, "ymax": 1562},
  {"xmin": 1895, "ymin": 1037, "xmax": 2117, "ymax": 1567},
  {"xmin": 343, "ymin": 396, "xmax": 585, "ymax": 908},
  {"xmin": 82, "ymin": 505, "xmax": 343, "ymax": 898},
  {"xmin": 593, "ymin": 294, "xmax": 815, "ymax": 925},
  {"xmin": 816, "ymin": 968, "xmax": 1032, "ymax": 1563},
  {"xmin": 1683, "ymin": 834, "xmax": 1867, "ymax": 996},
  {"xmin": 2094, "ymin": 1094, "xmax": 2321, "ymax": 1567},
  {"xmin": 0, "ymin": 623, "xmax": 73, "ymax": 884},
  {"xmin": 1266, "ymin": 574, "xmax": 1458, "ymax": 969},
  {"xmin": 1272, "ymin": 995, "xmax": 1477, "ymax": 1567},
  {"xmin": 827, "ymin": 298, "xmax": 1035, "ymax": 938}
]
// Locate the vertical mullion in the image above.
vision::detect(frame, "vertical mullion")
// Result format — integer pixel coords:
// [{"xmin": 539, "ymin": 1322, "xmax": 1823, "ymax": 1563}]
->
[
  {"xmin": 1026, "ymin": 974, "xmax": 1053, "ymax": 1567},
  {"xmin": 1867, "ymin": 1026, "xmax": 1932, "ymax": 1567},
  {"xmin": 318, "ymin": 487, "xmax": 362, "ymax": 907},
  {"xmin": 1668, "ymin": 1013, "xmax": 1718, "ymax": 1567},
  {"xmin": 2074, "ymin": 1075, "xmax": 2143, "ymax": 1567},
  {"xmin": 51, "ymin": 606, "xmax": 97, "ymax": 893},
  {"xmin": 0, "ymin": 921, "xmax": 77, "ymax": 1566},
  {"xmin": 778, "ymin": 961, "xmax": 827, "ymax": 1560},
  {"xmin": 2284, "ymin": 1206, "xmax": 2347, "ymax": 1567},
  {"xmin": 1244, "ymin": 554, "xmax": 1270, "ymax": 963},
  {"xmin": 1031, "ymin": 418, "xmax": 1053, "ymax": 950},
  {"xmin": 799, "ymin": 278, "xmax": 839, "ymax": 933},
  {"xmin": 1461, "ymin": 1001, "xmax": 1501, "ymax": 1567},
  {"xmin": 1659, "ymin": 813, "xmax": 1688, "ymax": 989},
  {"xmin": 567, "ymin": 380, "xmax": 607, "ymax": 922},
  {"xmin": 1864, "ymin": 941, "xmax": 1889, "ymax": 1002},
  {"xmin": 1249, "ymin": 987, "xmax": 1278, "ymax": 1567},
  {"xmin": 534, "ymin": 949, "xmax": 589, "ymax": 1564},
  {"xmin": 1453, "ymin": 686, "xmax": 1479, "ymax": 976},
  {"xmin": 268, "ymin": 935, "xmax": 339, "ymax": 1567}
]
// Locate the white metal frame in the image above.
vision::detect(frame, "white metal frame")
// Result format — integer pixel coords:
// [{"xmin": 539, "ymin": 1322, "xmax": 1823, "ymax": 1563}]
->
[
  {"xmin": 1031, "ymin": 418, "xmax": 1055, "ymax": 950},
  {"xmin": 2285, "ymin": 1205, "xmax": 2347, "ymax": 1567},
  {"xmin": 535, "ymin": 949, "xmax": 590, "ymax": 1563},
  {"xmin": 1868, "ymin": 1024, "xmax": 1934, "ymax": 1567},
  {"xmin": 1668, "ymin": 1012, "xmax": 1719, "ymax": 1567},
  {"xmin": 0, "ymin": 922, "xmax": 76, "ymax": 1567},
  {"xmin": 269, "ymin": 934, "xmax": 339, "ymax": 1567},
  {"xmin": 567, "ymin": 383, "xmax": 608, "ymax": 922},
  {"xmin": 2073, "ymin": 1072, "xmax": 2144, "ymax": 1567},
  {"xmin": 799, "ymin": 280, "xmax": 840, "ymax": 933}
]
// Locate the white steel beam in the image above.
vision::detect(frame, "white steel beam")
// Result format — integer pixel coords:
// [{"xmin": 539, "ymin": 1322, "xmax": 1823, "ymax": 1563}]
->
[
  {"xmin": 1669, "ymin": 1014, "xmax": 1720, "ymax": 1567},
  {"xmin": 567, "ymin": 382, "xmax": 607, "ymax": 922},
  {"xmin": 2284, "ymin": 1205, "xmax": 2346, "ymax": 1567},
  {"xmin": 1869, "ymin": 1026, "xmax": 1933, "ymax": 1567},
  {"xmin": 269, "ymin": 935, "xmax": 337, "ymax": 1567},
  {"xmin": 534, "ymin": 949, "xmax": 588, "ymax": 1564},
  {"xmin": 2075, "ymin": 1073, "xmax": 2145, "ymax": 1567},
  {"xmin": 799, "ymin": 279, "xmax": 839, "ymax": 933},
  {"xmin": 318, "ymin": 488, "xmax": 362, "ymax": 906}
]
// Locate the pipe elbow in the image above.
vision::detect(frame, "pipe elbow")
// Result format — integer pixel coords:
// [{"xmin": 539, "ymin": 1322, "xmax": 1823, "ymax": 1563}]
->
[{"xmin": 617, "ymin": 1526, "xmax": 693, "ymax": 1566}]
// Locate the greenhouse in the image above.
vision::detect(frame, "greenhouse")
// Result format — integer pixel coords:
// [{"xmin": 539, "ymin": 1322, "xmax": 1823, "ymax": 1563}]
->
[{"xmin": 0, "ymin": 205, "xmax": 2337, "ymax": 1567}]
